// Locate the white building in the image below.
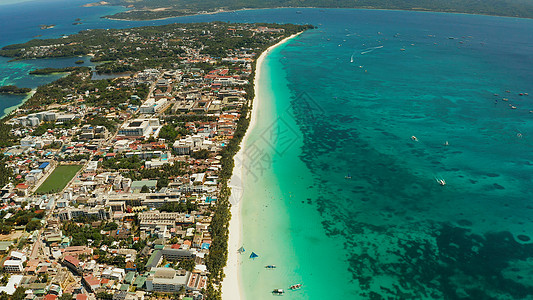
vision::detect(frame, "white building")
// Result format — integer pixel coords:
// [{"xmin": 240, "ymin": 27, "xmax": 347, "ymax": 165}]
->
[
  {"xmin": 146, "ymin": 268, "xmax": 190, "ymax": 293},
  {"xmin": 0, "ymin": 274, "xmax": 23, "ymax": 295},
  {"xmin": 172, "ymin": 135, "xmax": 215, "ymax": 155},
  {"xmin": 3, "ymin": 260, "xmax": 24, "ymax": 273},
  {"xmin": 9, "ymin": 251, "xmax": 26, "ymax": 262},
  {"xmin": 102, "ymin": 267, "xmax": 125, "ymax": 281},
  {"xmin": 118, "ymin": 119, "xmax": 161, "ymax": 138},
  {"xmin": 140, "ymin": 98, "xmax": 168, "ymax": 114}
]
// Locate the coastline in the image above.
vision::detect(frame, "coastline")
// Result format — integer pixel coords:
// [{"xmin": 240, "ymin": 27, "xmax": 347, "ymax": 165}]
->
[
  {"xmin": 1, "ymin": 89, "xmax": 35, "ymax": 120},
  {"xmin": 221, "ymin": 32, "xmax": 302, "ymax": 300},
  {"xmin": 101, "ymin": 6, "xmax": 533, "ymax": 21}
]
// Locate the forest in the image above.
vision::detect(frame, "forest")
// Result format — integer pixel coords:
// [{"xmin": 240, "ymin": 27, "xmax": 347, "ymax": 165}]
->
[
  {"xmin": 29, "ymin": 66, "xmax": 88, "ymax": 75},
  {"xmin": 0, "ymin": 85, "xmax": 31, "ymax": 94}
]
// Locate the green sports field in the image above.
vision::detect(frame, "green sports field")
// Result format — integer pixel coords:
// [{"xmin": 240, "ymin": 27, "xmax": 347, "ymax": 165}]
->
[{"xmin": 35, "ymin": 165, "xmax": 82, "ymax": 194}]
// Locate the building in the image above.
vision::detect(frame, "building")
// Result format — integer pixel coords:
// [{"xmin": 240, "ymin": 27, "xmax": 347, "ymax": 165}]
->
[
  {"xmin": 0, "ymin": 274, "xmax": 23, "ymax": 295},
  {"xmin": 82, "ymin": 275, "xmax": 100, "ymax": 293},
  {"xmin": 145, "ymin": 268, "xmax": 190, "ymax": 293},
  {"xmin": 145, "ymin": 248, "xmax": 195, "ymax": 270},
  {"xmin": 55, "ymin": 205, "xmax": 111, "ymax": 221},
  {"xmin": 3, "ymin": 260, "xmax": 24, "ymax": 273},
  {"xmin": 63, "ymin": 255, "xmax": 83, "ymax": 274},
  {"xmin": 113, "ymin": 291, "xmax": 138, "ymax": 300},
  {"xmin": 38, "ymin": 162, "xmax": 51, "ymax": 172},
  {"xmin": 79, "ymin": 125, "xmax": 108, "ymax": 140},
  {"xmin": 118, "ymin": 119, "xmax": 161, "ymax": 138},
  {"xmin": 130, "ymin": 180, "xmax": 158, "ymax": 193},
  {"xmin": 140, "ymin": 98, "xmax": 168, "ymax": 114},
  {"xmin": 102, "ymin": 267, "xmax": 125, "ymax": 281}
]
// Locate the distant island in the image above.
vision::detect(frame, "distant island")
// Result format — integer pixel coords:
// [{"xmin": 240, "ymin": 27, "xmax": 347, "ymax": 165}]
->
[
  {"xmin": 0, "ymin": 85, "xmax": 32, "ymax": 94},
  {"xmin": 82, "ymin": 1, "xmax": 109, "ymax": 7},
  {"xmin": 96, "ymin": 0, "xmax": 533, "ymax": 20},
  {"xmin": 40, "ymin": 24, "xmax": 55, "ymax": 30}
]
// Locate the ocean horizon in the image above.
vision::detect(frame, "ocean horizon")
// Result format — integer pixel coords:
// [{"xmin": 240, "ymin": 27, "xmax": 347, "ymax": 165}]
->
[{"xmin": 1, "ymin": 3, "xmax": 533, "ymax": 298}]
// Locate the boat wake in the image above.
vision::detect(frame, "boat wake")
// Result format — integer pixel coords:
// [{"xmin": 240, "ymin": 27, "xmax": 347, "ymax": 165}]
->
[{"xmin": 361, "ymin": 45, "xmax": 384, "ymax": 55}]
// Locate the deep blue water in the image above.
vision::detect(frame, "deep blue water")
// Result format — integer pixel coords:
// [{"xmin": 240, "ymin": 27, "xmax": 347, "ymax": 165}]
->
[{"xmin": 1, "ymin": 3, "xmax": 533, "ymax": 298}]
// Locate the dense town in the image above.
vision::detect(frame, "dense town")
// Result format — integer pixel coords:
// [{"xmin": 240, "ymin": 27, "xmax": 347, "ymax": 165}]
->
[{"xmin": 0, "ymin": 22, "xmax": 311, "ymax": 300}]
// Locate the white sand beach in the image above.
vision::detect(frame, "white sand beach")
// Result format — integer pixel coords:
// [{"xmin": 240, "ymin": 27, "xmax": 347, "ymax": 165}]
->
[{"xmin": 221, "ymin": 32, "xmax": 302, "ymax": 300}]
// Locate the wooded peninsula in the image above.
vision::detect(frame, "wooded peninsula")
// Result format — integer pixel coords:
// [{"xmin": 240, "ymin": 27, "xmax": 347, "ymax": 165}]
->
[
  {"xmin": 99, "ymin": 0, "xmax": 533, "ymax": 20},
  {"xmin": 0, "ymin": 85, "xmax": 32, "ymax": 94}
]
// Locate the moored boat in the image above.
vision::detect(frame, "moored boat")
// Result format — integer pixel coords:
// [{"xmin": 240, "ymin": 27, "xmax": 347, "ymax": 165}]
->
[
  {"xmin": 272, "ymin": 289, "xmax": 285, "ymax": 295},
  {"xmin": 265, "ymin": 265, "xmax": 277, "ymax": 269},
  {"xmin": 289, "ymin": 283, "xmax": 302, "ymax": 290}
]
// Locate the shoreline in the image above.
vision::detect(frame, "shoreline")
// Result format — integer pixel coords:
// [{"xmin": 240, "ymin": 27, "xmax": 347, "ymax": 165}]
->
[
  {"xmin": 221, "ymin": 32, "xmax": 302, "ymax": 300},
  {"xmin": 101, "ymin": 6, "xmax": 532, "ymax": 21},
  {"xmin": 1, "ymin": 89, "xmax": 35, "ymax": 120}
]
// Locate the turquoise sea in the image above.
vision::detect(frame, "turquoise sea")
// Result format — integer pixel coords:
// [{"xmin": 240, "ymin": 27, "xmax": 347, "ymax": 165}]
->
[
  {"xmin": 1, "ymin": 2, "xmax": 533, "ymax": 298},
  {"xmin": 241, "ymin": 10, "xmax": 533, "ymax": 299}
]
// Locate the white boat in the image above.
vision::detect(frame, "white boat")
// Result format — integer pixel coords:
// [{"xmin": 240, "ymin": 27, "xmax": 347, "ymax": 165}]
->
[
  {"xmin": 435, "ymin": 177, "xmax": 446, "ymax": 186},
  {"xmin": 411, "ymin": 136, "xmax": 418, "ymax": 141},
  {"xmin": 272, "ymin": 289, "xmax": 285, "ymax": 295}
]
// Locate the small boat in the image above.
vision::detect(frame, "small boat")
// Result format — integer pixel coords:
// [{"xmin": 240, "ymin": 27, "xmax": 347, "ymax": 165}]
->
[
  {"xmin": 444, "ymin": 141, "xmax": 449, "ymax": 146},
  {"xmin": 272, "ymin": 289, "xmax": 285, "ymax": 295},
  {"xmin": 265, "ymin": 265, "xmax": 277, "ymax": 269},
  {"xmin": 238, "ymin": 246, "xmax": 245, "ymax": 254},
  {"xmin": 502, "ymin": 98, "xmax": 508, "ymax": 101},
  {"xmin": 289, "ymin": 284, "xmax": 302, "ymax": 290},
  {"xmin": 435, "ymin": 177, "xmax": 446, "ymax": 186},
  {"xmin": 345, "ymin": 173, "xmax": 352, "ymax": 179},
  {"xmin": 411, "ymin": 136, "xmax": 418, "ymax": 141},
  {"xmin": 400, "ymin": 48, "xmax": 406, "ymax": 51},
  {"xmin": 250, "ymin": 252, "xmax": 259, "ymax": 259}
]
